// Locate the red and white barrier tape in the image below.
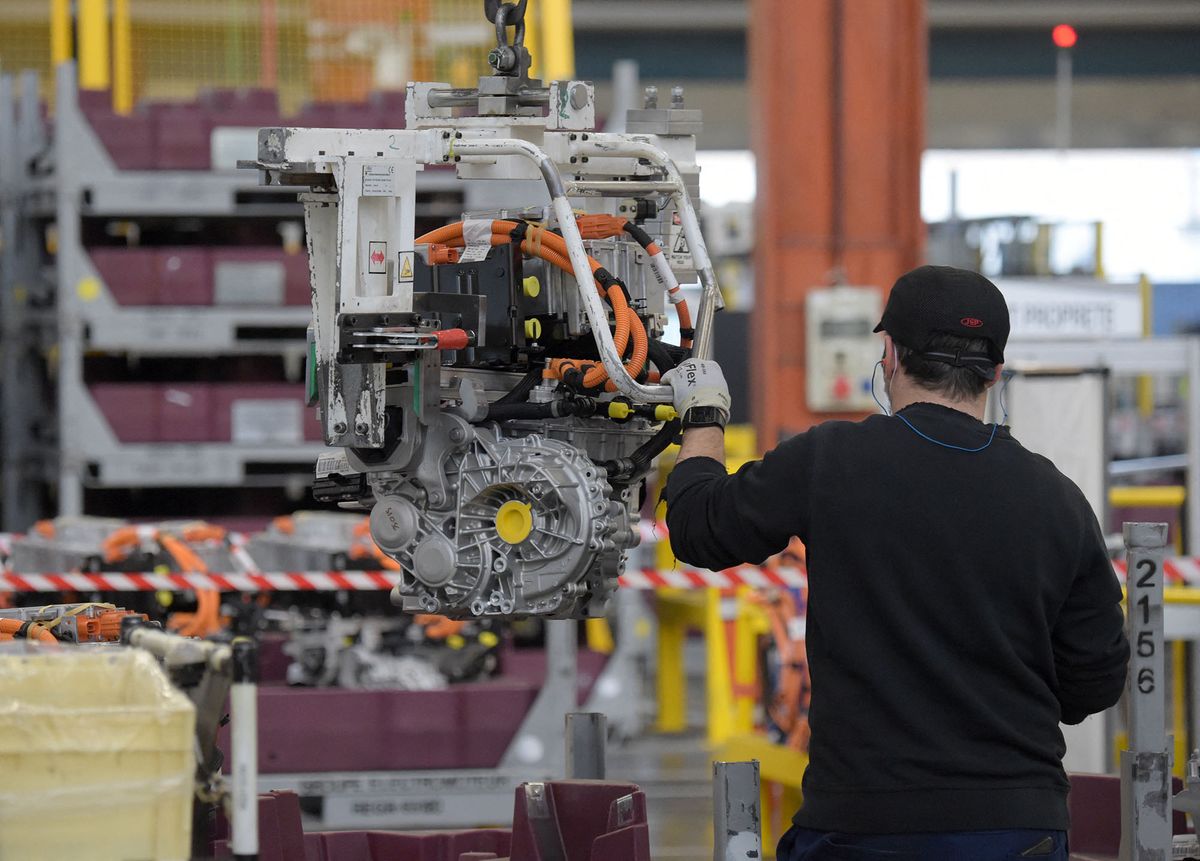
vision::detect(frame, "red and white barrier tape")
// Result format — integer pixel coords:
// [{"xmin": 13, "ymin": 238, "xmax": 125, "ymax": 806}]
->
[
  {"xmin": 0, "ymin": 560, "xmax": 1197, "ymax": 593},
  {"xmin": 0, "ymin": 571, "xmax": 396, "ymax": 593},
  {"xmin": 1112, "ymin": 558, "xmax": 1200, "ymax": 586},
  {"xmin": 0, "ymin": 567, "xmax": 806, "ymax": 593}
]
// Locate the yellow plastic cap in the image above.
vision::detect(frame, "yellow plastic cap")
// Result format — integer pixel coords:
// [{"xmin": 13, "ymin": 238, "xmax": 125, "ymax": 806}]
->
[
  {"xmin": 495, "ymin": 500, "xmax": 533, "ymax": 544},
  {"xmin": 524, "ymin": 318, "xmax": 542, "ymax": 340},
  {"xmin": 523, "ymin": 276, "xmax": 541, "ymax": 298},
  {"xmin": 607, "ymin": 401, "xmax": 633, "ymax": 420},
  {"xmin": 654, "ymin": 405, "xmax": 678, "ymax": 421},
  {"xmin": 447, "ymin": 634, "xmax": 465, "ymax": 650},
  {"xmin": 479, "ymin": 630, "xmax": 500, "ymax": 648}
]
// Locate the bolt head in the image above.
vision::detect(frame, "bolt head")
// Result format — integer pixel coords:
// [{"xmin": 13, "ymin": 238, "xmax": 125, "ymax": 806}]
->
[{"xmin": 332, "ymin": 421, "xmax": 348, "ymax": 435}]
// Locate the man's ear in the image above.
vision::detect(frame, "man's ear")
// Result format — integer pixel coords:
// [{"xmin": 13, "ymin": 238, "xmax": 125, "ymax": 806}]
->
[
  {"xmin": 881, "ymin": 334, "xmax": 893, "ymax": 372},
  {"xmin": 985, "ymin": 363, "xmax": 1005, "ymax": 389}
]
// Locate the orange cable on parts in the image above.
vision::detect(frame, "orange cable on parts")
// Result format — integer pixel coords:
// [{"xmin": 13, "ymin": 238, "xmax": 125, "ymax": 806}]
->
[
  {"xmin": 416, "ymin": 218, "xmax": 677, "ymax": 388},
  {"xmin": 0, "ymin": 618, "xmax": 59, "ymax": 645}
]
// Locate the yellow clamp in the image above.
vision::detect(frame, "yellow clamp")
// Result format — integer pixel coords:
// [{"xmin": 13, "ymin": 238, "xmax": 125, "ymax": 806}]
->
[
  {"xmin": 655, "ymin": 405, "xmax": 678, "ymax": 421},
  {"xmin": 524, "ymin": 318, "xmax": 542, "ymax": 340},
  {"xmin": 522, "ymin": 276, "xmax": 541, "ymax": 298}
]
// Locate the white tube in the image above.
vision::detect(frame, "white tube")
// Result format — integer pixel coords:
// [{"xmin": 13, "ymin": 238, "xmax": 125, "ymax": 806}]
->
[
  {"xmin": 230, "ymin": 681, "xmax": 258, "ymax": 857},
  {"xmin": 451, "ymin": 137, "xmax": 673, "ymax": 402},
  {"xmin": 648, "ymin": 250, "xmax": 684, "ymax": 303},
  {"xmin": 572, "ymin": 135, "xmax": 723, "ymax": 360}
]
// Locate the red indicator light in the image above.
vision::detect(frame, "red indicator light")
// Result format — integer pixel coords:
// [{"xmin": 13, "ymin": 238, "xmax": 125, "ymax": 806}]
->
[{"xmin": 1052, "ymin": 24, "xmax": 1077, "ymax": 49}]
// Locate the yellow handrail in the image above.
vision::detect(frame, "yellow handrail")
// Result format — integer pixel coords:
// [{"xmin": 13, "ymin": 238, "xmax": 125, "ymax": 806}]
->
[{"xmin": 1109, "ymin": 486, "xmax": 1186, "ymax": 508}]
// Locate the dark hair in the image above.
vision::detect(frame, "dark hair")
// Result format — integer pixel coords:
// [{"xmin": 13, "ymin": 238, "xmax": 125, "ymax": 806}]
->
[{"xmin": 895, "ymin": 334, "xmax": 995, "ymax": 400}]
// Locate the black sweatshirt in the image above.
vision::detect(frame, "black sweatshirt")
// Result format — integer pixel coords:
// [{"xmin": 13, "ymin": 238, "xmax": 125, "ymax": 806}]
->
[{"xmin": 665, "ymin": 402, "xmax": 1129, "ymax": 833}]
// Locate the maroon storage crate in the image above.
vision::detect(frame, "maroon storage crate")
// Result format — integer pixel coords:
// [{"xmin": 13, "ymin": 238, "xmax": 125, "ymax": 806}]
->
[
  {"xmin": 89, "ymin": 247, "xmax": 159, "ymax": 306},
  {"xmin": 90, "ymin": 383, "xmax": 215, "ymax": 443},
  {"xmin": 77, "ymin": 90, "xmax": 156, "ymax": 170},
  {"xmin": 212, "ymin": 791, "xmax": 513, "ymax": 861},
  {"xmin": 90, "ymin": 383, "xmax": 160, "ymax": 443},
  {"xmin": 283, "ymin": 251, "xmax": 312, "ymax": 306},
  {"xmin": 509, "ymin": 781, "xmax": 652, "ymax": 861},
  {"xmin": 210, "ymin": 384, "xmax": 315, "ymax": 444},
  {"xmin": 158, "ymin": 384, "xmax": 215, "ymax": 442},
  {"xmin": 212, "ymin": 248, "xmax": 288, "ymax": 306},
  {"xmin": 225, "ymin": 684, "xmax": 539, "ymax": 773},
  {"xmin": 156, "ymin": 247, "xmax": 214, "ymax": 305},
  {"xmin": 150, "ymin": 101, "xmax": 215, "ymax": 169}
]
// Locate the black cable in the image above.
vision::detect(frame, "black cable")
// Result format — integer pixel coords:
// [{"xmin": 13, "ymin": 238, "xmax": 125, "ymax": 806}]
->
[
  {"xmin": 647, "ymin": 339, "xmax": 680, "ymax": 376},
  {"xmin": 622, "ymin": 221, "xmax": 654, "ymax": 250},
  {"xmin": 493, "ymin": 365, "xmax": 542, "ymax": 407},
  {"xmin": 485, "ymin": 401, "xmax": 560, "ymax": 422},
  {"xmin": 602, "ymin": 417, "xmax": 682, "ymax": 484}
]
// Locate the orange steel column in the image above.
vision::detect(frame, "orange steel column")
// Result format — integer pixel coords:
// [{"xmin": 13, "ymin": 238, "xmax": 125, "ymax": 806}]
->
[{"xmin": 749, "ymin": 0, "xmax": 926, "ymax": 445}]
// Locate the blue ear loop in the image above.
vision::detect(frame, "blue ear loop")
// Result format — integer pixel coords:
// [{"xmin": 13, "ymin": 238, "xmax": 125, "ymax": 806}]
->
[{"xmin": 870, "ymin": 355, "xmax": 1012, "ymax": 453}]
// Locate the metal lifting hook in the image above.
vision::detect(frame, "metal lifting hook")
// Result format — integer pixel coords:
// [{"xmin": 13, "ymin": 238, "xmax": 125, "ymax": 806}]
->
[{"xmin": 484, "ymin": 0, "xmax": 529, "ymax": 75}]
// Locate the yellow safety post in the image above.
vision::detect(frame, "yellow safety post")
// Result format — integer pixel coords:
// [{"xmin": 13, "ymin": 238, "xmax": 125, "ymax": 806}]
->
[
  {"xmin": 705, "ymin": 587, "xmax": 737, "ymax": 746},
  {"xmin": 523, "ymin": 0, "xmax": 541, "ymax": 80},
  {"xmin": 1109, "ymin": 486, "xmax": 1186, "ymax": 509},
  {"xmin": 50, "ymin": 0, "xmax": 72, "ymax": 66},
  {"xmin": 538, "ymin": 0, "xmax": 575, "ymax": 81},
  {"xmin": 585, "ymin": 617, "xmax": 615, "ymax": 655},
  {"xmin": 655, "ymin": 589, "xmax": 690, "ymax": 733},
  {"xmin": 111, "ymin": 0, "xmax": 132, "ymax": 114},
  {"xmin": 77, "ymin": 0, "xmax": 111, "ymax": 91},
  {"xmin": 1138, "ymin": 273, "xmax": 1154, "ymax": 417},
  {"xmin": 733, "ymin": 587, "xmax": 768, "ymax": 735}
]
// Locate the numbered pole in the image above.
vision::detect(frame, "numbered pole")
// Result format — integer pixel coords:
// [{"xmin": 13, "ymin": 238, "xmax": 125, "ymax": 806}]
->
[{"xmin": 1120, "ymin": 521, "xmax": 1170, "ymax": 861}]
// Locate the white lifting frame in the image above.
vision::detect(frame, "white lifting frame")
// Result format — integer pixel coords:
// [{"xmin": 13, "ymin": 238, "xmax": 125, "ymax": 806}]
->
[{"xmin": 256, "ymin": 125, "xmax": 722, "ymax": 411}]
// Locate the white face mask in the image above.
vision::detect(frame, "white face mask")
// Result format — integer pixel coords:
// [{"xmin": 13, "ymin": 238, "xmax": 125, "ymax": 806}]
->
[
  {"xmin": 872, "ymin": 341, "xmax": 900, "ymax": 416},
  {"xmin": 871, "ymin": 359, "xmax": 892, "ymax": 416}
]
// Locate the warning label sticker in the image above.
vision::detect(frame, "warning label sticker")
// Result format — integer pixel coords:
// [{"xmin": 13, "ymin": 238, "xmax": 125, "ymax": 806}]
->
[
  {"xmin": 398, "ymin": 251, "xmax": 414, "ymax": 283},
  {"xmin": 672, "ymin": 231, "xmax": 690, "ymax": 255},
  {"xmin": 368, "ymin": 241, "xmax": 387, "ymax": 274},
  {"xmin": 362, "ymin": 164, "xmax": 396, "ymax": 196}
]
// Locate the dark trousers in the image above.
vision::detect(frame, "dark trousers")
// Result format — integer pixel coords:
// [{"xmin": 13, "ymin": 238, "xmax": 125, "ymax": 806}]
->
[{"xmin": 777, "ymin": 826, "xmax": 1068, "ymax": 861}]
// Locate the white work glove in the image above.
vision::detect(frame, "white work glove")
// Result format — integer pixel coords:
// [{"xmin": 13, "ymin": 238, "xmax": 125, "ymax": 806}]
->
[{"xmin": 662, "ymin": 359, "xmax": 731, "ymax": 429}]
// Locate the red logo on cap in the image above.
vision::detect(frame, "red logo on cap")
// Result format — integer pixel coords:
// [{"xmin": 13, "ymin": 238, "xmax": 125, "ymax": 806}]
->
[{"xmin": 961, "ymin": 317, "xmax": 984, "ymax": 328}]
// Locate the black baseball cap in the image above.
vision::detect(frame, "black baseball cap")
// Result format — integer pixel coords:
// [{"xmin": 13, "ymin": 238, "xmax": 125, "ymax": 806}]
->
[{"xmin": 873, "ymin": 265, "xmax": 1009, "ymax": 369}]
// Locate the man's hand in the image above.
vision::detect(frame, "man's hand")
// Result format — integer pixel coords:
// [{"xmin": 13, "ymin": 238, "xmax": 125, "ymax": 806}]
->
[{"xmin": 662, "ymin": 359, "xmax": 731, "ymax": 429}]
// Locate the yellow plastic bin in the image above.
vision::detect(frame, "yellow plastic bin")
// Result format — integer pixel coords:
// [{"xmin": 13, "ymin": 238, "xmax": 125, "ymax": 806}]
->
[{"xmin": 0, "ymin": 647, "xmax": 196, "ymax": 860}]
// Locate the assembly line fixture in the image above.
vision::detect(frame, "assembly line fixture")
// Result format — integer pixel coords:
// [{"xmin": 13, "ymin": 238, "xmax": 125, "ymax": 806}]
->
[
  {"xmin": 245, "ymin": 0, "xmax": 722, "ymax": 621},
  {"xmin": 121, "ymin": 619, "xmax": 260, "ymax": 860}
]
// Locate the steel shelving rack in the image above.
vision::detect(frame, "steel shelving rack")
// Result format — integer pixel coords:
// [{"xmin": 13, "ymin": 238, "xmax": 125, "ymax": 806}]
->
[
  {"xmin": 3, "ymin": 63, "xmax": 467, "ymax": 527},
  {"xmin": 0, "ymin": 71, "xmax": 55, "ymax": 531}
]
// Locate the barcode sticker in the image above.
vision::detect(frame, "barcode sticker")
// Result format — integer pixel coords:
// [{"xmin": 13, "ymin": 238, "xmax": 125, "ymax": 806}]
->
[{"xmin": 316, "ymin": 450, "xmax": 352, "ymax": 477}]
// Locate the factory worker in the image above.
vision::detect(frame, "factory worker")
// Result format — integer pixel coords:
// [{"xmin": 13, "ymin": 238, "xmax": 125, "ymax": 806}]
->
[{"xmin": 662, "ymin": 265, "xmax": 1128, "ymax": 861}]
